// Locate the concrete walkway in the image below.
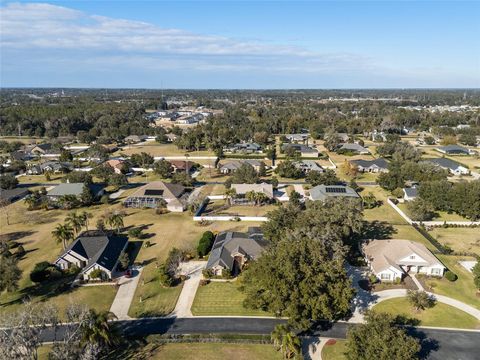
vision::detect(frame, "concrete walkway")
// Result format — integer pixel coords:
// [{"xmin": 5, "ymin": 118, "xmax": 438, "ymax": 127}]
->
[
  {"xmin": 410, "ymin": 274, "xmax": 425, "ymax": 291},
  {"xmin": 303, "ymin": 336, "xmax": 323, "ymax": 360},
  {"xmin": 170, "ymin": 261, "xmax": 206, "ymax": 318},
  {"xmin": 109, "ymin": 266, "xmax": 143, "ymax": 320}
]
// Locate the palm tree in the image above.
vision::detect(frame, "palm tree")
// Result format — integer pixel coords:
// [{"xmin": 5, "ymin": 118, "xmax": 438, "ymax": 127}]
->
[
  {"xmin": 24, "ymin": 195, "xmax": 38, "ymax": 210},
  {"xmin": 245, "ymin": 190, "xmax": 256, "ymax": 205},
  {"xmin": 107, "ymin": 212, "xmax": 124, "ymax": 233},
  {"xmin": 271, "ymin": 324, "xmax": 301, "ymax": 359},
  {"xmin": 254, "ymin": 192, "xmax": 269, "ymax": 206},
  {"xmin": 80, "ymin": 211, "xmax": 92, "ymax": 231},
  {"xmin": 81, "ymin": 310, "xmax": 119, "ymax": 348},
  {"xmin": 65, "ymin": 212, "xmax": 83, "ymax": 236},
  {"xmin": 224, "ymin": 188, "xmax": 237, "ymax": 206},
  {"xmin": 52, "ymin": 223, "xmax": 74, "ymax": 250}
]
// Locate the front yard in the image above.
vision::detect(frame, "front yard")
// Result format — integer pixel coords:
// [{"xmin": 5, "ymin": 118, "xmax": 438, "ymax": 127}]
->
[
  {"xmin": 322, "ymin": 339, "xmax": 347, "ymax": 360},
  {"xmin": 373, "ymin": 297, "xmax": 479, "ymax": 329},
  {"xmin": 191, "ymin": 281, "xmax": 272, "ymax": 317}
]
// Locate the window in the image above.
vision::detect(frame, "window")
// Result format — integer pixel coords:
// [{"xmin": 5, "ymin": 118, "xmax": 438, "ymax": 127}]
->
[
  {"xmin": 409, "ymin": 255, "xmax": 415, "ymax": 260},
  {"xmin": 431, "ymin": 268, "xmax": 441, "ymax": 275},
  {"xmin": 380, "ymin": 273, "xmax": 391, "ymax": 280}
]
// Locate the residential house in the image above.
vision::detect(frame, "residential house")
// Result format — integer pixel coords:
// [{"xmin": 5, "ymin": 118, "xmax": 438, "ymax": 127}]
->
[
  {"xmin": 436, "ymin": 145, "xmax": 474, "ymax": 155},
  {"xmin": 338, "ymin": 143, "xmax": 370, "ymax": 154},
  {"xmin": 294, "ymin": 160, "xmax": 324, "ymax": 174},
  {"xmin": 231, "ymin": 183, "xmax": 274, "ymax": 205},
  {"xmin": 29, "ymin": 143, "xmax": 62, "ymax": 158},
  {"xmin": 166, "ymin": 133, "xmax": 179, "ymax": 142},
  {"xmin": 309, "ymin": 184, "xmax": 360, "ymax": 202},
  {"xmin": 0, "ymin": 187, "xmax": 30, "ymax": 204},
  {"xmin": 363, "ymin": 239, "xmax": 446, "ymax": 282},
  {"xmin": 206, "ymin": 228, "xmax": 267, "ymax": 276},
  {"xmin": 54, "ymin": 231, "xmax": 128, "ymax": 280},
  {"xmin": 350, "ymin": 158, "xmax": 389, "ymax": 173},
  {"xmin": 282, "ymin": 143, "xmax": 319, "ymax": 158},
  {"xmin": 104, "ymin": 159, "xmax": 127, "ymax": 174},
  {"xmin": 327, "ymin": 133, "xmax": 350, "ymax": 142},
  {"xmin": 27, "ymin": 161, "xmax": 73, "ymax": 175},
  {"xmin": 123, "ymin": 181, "xmax": 187, "ymax": 212},
  {"xmin": 219, "ymin": 160, "xmax": 264, "ymax": 174},
  {"xmin": 224, "ymin": 143, "xmax": 262, "ymax": 154},
  {"xmin": 168, "ymin": 160, "xmax": 194, "ymax": 173},
  {"xmin": 285, "ymin": 133, "xmax": 309, "ymax": 143},
  {"xmin": 423, "ymin": 158, "xmax": 469, "ymax": 176},
  {"xmin": 47, "ymin": 183, "xmax": 105, "ymax": 201},
  {"xmin": 124, "ymin": 135, "xmax": 148, "ymax": 144},
  {"xmin": 403, "ymin": 186, "xmax": 418, "ymax": 201}
]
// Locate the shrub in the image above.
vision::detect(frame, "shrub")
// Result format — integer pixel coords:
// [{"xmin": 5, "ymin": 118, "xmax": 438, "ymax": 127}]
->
[
  {"xmin": 100, "ymin": 195, "xmax": 110, "ymax": 204},
  {"xmin": 30, "ymin": 261, "xmax": 53, "ymax": 283},
  {"xmin": 444, "ymin": 270, "xmax": 457, "ymax": 282},
  {"xmin": 89, "ymin": 268, "xmax": 105, "ymax": 280},
  {"xmin": 197, "ymin": 231, "xmax": 215, "ymax": 257},
  {"xmin": 158, "ymin": 264, "xmax": 174, "ymax": 287},
  {"xmin": 199, "ymin": 279, "xmax": 210, "ymax": 286},
  {"xmin": 143, "ymin": 240, "xmax": 152, "ymax": 248},
  {"xmin": 128, "ymin": 227, "xmax": 144, "ymax": 239},
  {"xmin": 202, "ymin": 269, "xmax": 214, "ymax": 279},
  {"xmin": 392, "ymin": 188, "xmax": 404, "ymax": 198},
  {"xmin": 65, "ymin": 264, "xmax": 80, "ymax": 275},
  {"xmin": 368, "ymin": 274, "xmax": 378, "ymax": 284}
]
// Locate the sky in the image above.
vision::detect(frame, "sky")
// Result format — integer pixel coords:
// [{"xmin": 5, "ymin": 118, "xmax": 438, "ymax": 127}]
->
[{"xmin": 0, "ymin": 0, "xmax": 479, "ymax": 89}]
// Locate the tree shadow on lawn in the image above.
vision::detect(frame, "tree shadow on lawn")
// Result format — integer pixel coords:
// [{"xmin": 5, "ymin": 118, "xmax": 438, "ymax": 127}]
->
[
  {"xmin": 361, "ymin": 221, "xmax": 396, "ymax": 240},
  {"xmin": 0, "ymin": 231, "xmax": 37, "ymax": 242}
]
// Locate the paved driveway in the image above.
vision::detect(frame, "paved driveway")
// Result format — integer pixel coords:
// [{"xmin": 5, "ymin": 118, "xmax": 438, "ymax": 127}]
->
[
  {"xmin": 109, "ymin": 266, "xmax": 143, "ymax": 320},
  {"xmin": 171, "ymin": 261, "xmax": 207, "ymax": 318}
]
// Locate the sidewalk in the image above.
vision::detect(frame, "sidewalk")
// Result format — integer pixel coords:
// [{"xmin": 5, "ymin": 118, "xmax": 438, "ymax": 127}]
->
[{"xmin": 109, "ymin": 267, "xmax": 143, "ymax": 320}]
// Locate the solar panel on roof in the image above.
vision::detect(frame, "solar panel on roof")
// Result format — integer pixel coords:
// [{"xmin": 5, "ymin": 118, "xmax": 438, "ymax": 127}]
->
[
  {"xmin": 144, "ymin": 189, "xmax": 164, "ymax": 196},
  {"xmin": 325, "ymin": 187, "xmax": 346, "ymax": 193}
]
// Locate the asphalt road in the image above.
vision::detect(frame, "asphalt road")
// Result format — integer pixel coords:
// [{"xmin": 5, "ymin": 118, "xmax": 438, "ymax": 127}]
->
[{"xmin": 36, "ymin": 317, "xmax": 479, "ymax": 360}]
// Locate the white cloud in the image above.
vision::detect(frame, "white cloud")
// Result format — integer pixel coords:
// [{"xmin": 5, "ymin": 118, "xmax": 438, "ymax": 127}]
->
[{"xmin": 0, "ymin": 2, "xmax": 369, "ymax": 73}]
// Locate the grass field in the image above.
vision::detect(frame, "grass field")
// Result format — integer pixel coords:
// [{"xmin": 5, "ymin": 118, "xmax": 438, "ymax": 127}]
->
[
  {"xmin": 115, "ymin": 143, "xmax": 214, "ymax": 157},
  {"xmin": 397, "ymin": 203, "xmax": 469, "ymax": 222},
  {"xmin": 422, "ymin": 255, "xmax": 480, "ymax": 308},
  {"xmin": 322, "ymin": 340, "xmax": 347, "ymax": 360},
  {"xmin": 373, "ymin": 297, "xmax": 479, "ymax": 329},
  {"xmin": 427, "ymin": 227, "xmax": 480, "ymax": 256},
  {"xmin": 191, "ymin": 281, "xmax": 272, "ymax": 316},
  {"xmin": 202, "ymin": 200, "xmax": 277, "ymax": 217},
  {"xmin": 128, "ymin": 281, "xmax": 183, "ymax": 318}
]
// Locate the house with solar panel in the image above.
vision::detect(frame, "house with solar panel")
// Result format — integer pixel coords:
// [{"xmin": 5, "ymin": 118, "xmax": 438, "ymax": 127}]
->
[
  {"xmin": 309, "ymin": 184, "xmax": 360, "ymax": 202},
  {"xmin": 206, "ymin": 228, "xmax": 267, "ymax": 276},
  {"xmin": 123, "ymin": 181, "xmax": 187, "ymax": 212},
  {"xmin": 54, "ymin": 231, "xmax": 128, "ymax": 280}
]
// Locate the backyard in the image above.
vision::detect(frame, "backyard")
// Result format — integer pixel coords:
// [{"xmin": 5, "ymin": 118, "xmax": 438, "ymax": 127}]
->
[
  {"xmin": 115, "ymin": 143, "xmax": 214, "ymax": 157},
  {"xmin": 200, "ymin": 199, "xmax": 277, "ymax": 217},
  {"xmin": 191, "ymin": 280, "xmax": 272, "ymax": 316},
  {"xmin": 373, "ymin": 297, "xmax": 479, "ymax": 329},
  {"xmin": 427, "ymin": 227, "xmax": 480, "ymax": 256}
]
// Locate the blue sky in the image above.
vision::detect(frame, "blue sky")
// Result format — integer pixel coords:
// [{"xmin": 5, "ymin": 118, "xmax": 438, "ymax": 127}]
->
[{"xmin": 1, "ymin": 1, "xmax": 479, "ymax": 88}]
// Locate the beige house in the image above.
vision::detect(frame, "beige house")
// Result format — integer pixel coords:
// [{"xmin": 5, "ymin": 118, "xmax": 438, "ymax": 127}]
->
[
  {"xmin": 123, "ymin": 181, "xmax": 186, "ymax": 212},
  {"xmin": 363, "ymin": 239, "xmax": 446, "ymax": 282}
]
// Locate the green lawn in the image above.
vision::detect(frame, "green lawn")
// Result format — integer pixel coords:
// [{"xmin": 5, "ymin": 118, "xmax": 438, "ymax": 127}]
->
[
  {"xmin": 322, "ymin": 340, "xmax": 347, "ymax": 360},
  {"xmin": 0, "ymin": 285, "xmax": 117, "ymax": 321},
  {"xmin": 191, "ymin": 281, "xmax": 272, "ymax": 316},
  {"xmin": 128, "ymin": 279, "xmax": 183, "ymax": 318},
  {"xmin": 428, "ymin": 227, "xmax": 480, "ymax": 256},
  {"xmin": 149, "ymin": 343, "xmax": 283, "ymax": 360},
  {"xmin": 422, "ymin": 255, "xmax": 480, "ymax": 309},
  {"xmin": 373, "ymin": 297, "xmax": 479, "ymax": 329},
  {"xmin": 397, "ymin": 203, "xmax": 469, "ymax": 222}
]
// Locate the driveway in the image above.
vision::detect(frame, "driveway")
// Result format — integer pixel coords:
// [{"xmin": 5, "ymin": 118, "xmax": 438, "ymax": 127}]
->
[
  {"xmin": 109, "ymin": 266, "xmax": 143, "ymax": 320},
  {"xmin": 170, "ymin": 261, "xmax": 206, "ymax": 318}
]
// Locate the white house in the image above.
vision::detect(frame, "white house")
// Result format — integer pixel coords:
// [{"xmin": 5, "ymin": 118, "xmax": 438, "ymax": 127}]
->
[
  {"xmin": 363, "ymin": 239, "xmax": 446, "ymax": 282},
  {"xmin": 423, "ymin": 158, "xmax": 469, "ymax": 176}
]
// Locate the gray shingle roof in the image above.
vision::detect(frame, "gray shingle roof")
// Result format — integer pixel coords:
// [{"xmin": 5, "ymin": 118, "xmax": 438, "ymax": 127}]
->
[
  {"xmin": 339, "ymin": 143, "xmax": 369, "ymax": 153},
  {"xmin": 423, "ymin": 158, "xmax": 466, "ymax": 171},
  {"xmin": 351, "ymin": 158, "xmax": 388, "ymax": 169},
  {"xmin": 47, "ymin": 183, "xmax": 104, "ymax": 197},
  {"xmin": 437, "ymin": 145, "xmax": 469, "ymax": 154}
]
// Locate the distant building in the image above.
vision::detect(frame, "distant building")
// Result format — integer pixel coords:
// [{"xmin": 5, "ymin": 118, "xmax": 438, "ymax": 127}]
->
[
  {"xmin": 285, "ymin": 133, "xmax": 309, "ymax": 143},
  {"xmin": 0, "ymin": 187, "xmax": 30, "ymax": 204},
  {"xmin": 403, "ymin": 186, "xmax": 418, "ymax": 201},
  {"xmin": 293, "ymin": 160, "xmax": 324, "ymax": 173},
  {"xmin": 206, "ymin": 228, "xmax": 267, "ymax": 276},
  {"xmin": 124, "ymin": 135, "xmax": 148, "ymax": 144},
  {"xmin": 47, "ymin": 183, "xmax": 105, "ymax": 201},
  {"xmin": 104, "ymin": 159, "xmax": 127, "ymax": 174},
  {"xmin": 224, "ymin": 143, "xmax": 262, "ymax": 154},
  {"xmin": 350, "ymin": 158, "xmax": 389, "ymax": 173},
  {"xmin": 436, "ymin": 145, "xmax": 473, "ymax": 155},
  {"xmin": 219, "ymin": 160, "xmax": 264, "ymax": 174},
  {"xmin": 338, "ymin": 143, "xmax": 370, "ymax": 154},
  {"xmin": 309, "ymin": 185, "xmax": 360, "ymax": 202},
  {"xmin": 281, "ymin": 143, "xmax": 319, "ymax": 158},
  {"xmin": 231, "ymin": 183, "xmax": 274, "ymax": 205},
  {"xmin": 27, "ymin": 161, "xmax": 73, "ymax": 175}
]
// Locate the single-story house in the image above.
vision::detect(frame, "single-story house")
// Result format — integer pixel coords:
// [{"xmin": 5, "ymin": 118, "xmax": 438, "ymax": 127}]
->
[
  {"xmin": 27, "ymin": 161, "xmax": 73, "ymax": 175},
  {"xmin": 282, "ymin": 143, "xmax": 319, "ymax": 157},
  {"xmin": 206, "ymin": 228, "xmax": 267, "ymax": 276},
  {"xmin": 54, "ymin": 231, "xmax": 128, "ymax": 280},
  {"xmin": 436, "ymin": 145, "xmax": 473, "ymax": 155},
  {"xmin": 29, "ymin": 143, "xmax": 62, "ymax": 158},
  {"xmin": 327, "ymin": 133, "xmax": 350, "ymax": 142},
  {"xmin": 219, "ymin": 160, "xmax": 264, "ymax": 174},
  {"xmin": 403, "ymin": 186, "xmax": 418, "ymax": 201},
  {"xmin": 166, "ymin": 133, "xmax": 179, "ymax": 142},
  {"xmin": 123, "ymin": 181, "xmax": 187, "ymax": 212},
  {"xmin": 224, "ymin": 143, "xmax": 262, "ymax": 154},
  {"xmin": 294, "ymin": 160, "xmax": 324, "ymax": 173},
  {"xmin": 0, "ymin": 187, "xmax": 30, "ymax": 204},
  {"xmin": 169, "ymin": 160, "xmax": 194, "ymax": 173},
  {"xmin": 362, "ymin": 239, "xmax": 446, "ymax": 282},
  {"xmin": 124, "ymin": 135, "xmax": 148, "ymax": 144},
  {"xmin": 104, "ymin": 159, "xmax": 127, "ymax": 174},
  {"xmin": 231, "ymin": 183, "xmax": 274, "ymax": 205},
  {"xmin": 422, "ymin": 158, "xmax": 469, "ymax": 176},
  {"xmin": 309, "ymin": 184, "xmax": 360, "ymax": 202},
  {"xmin": 285, "ymin": 133, "xmax": 309, "ymax": 143},
  {"xmin": 338, "ymin": 143, "xmax": 370, "ymax": 154},
  {"xmin": 46, "ymin": 183, "xmax": 105, "ymax": 201},
  {"xmin": 350, "ymin": 158, "xmax": 389, "ymax": 173}
]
